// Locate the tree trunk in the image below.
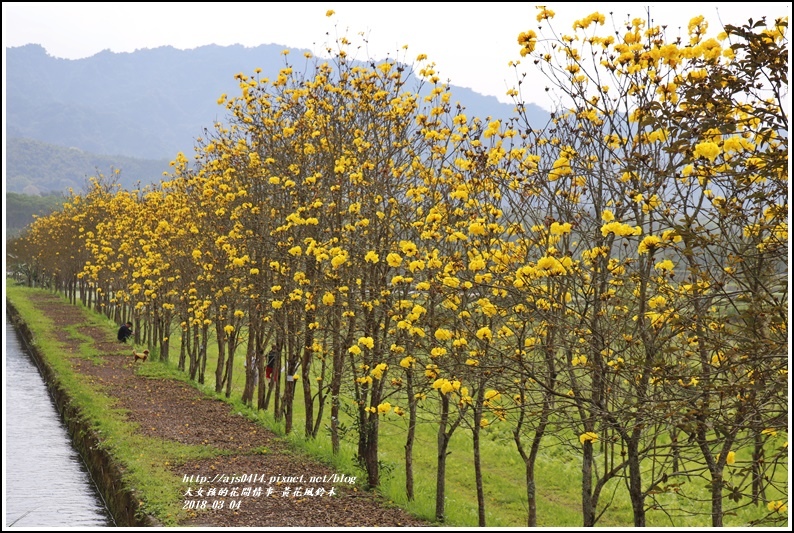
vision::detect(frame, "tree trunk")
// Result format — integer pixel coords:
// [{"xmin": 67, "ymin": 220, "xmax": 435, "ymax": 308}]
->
[
  {"xmin": 242, "ymin": 331, "xmax": 256, "ymax": 406},
  {"xmin": 364, "ymin": 412, "xmax": 380, "ymax": 488},
  {"xmin": 272, "ymin": 344, "xmax": 282, "ymax": 420},
  {"xmin": 710, "ymin": 467, "xmax": 724, "ymax": 527},
  {"xmin": 751, "ymin": 415, "xmax": 766, "ymax": 504},
  {"xmin": 526, "ymin": 461, "xmax": 536, "ymax": 527},
  {"xmin": 435, "ymin": 394, "xmax": 451, "ymax": 522},
  {"xmin": 626, "ymin": 435, "xmax": 646, "ymax": 527},
  {"xmin": 198, "ymin": 325, "xmax": 208, "ymax": 385},
  {"xmin": 224, "ymin": 332, "xmax": 237, "ymax": 398},
  {"xmin": 302, "ymin": 314, "xmax": 315, "ymax": 438},
  {"xmin": 582, "ymin": 441, "xmax": 595, "ymax": 527},
  {"xmin": 283, "ymin": 378, "xmax": 294, "ymax": 433},
  {"xmin": 404, "ymin": 371, "xmax": 416, "ymax": 501},
  {"xmin": 282, "ymin": 327, "xmax": 299, "ymax": 433},
  {"xmin": 329, "ymin": 311, "xmax": 343, "ymax": 454},
  {"xmin": 178, "ymin": 322, "xmax": 187, "ymax": 372},
  {"xmin": 529, "ymin": 410, "xmax": 552, "ymax": 525},
  {"xmin": 214, "ymin": 321, "xmax": 226, "ymax": 394},
  {"xmin": 473, "ymin": 388, "xmax": 486, "ymax": 527},
  {"xmin": 159, "ymin": 308, "xmax": 171, "ymax": 362}
]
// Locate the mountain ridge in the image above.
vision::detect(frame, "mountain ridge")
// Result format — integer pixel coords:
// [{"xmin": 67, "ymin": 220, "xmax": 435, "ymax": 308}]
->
[{"xmin": 5, "ymin": 42, "xmax": 549, "ymax": 195}]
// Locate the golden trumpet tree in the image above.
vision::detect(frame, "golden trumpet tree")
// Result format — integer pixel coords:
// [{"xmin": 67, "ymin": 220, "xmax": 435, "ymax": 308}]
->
[{"xmin": 513, "ymin": 7, "xmax": 788, "ymax": 527}]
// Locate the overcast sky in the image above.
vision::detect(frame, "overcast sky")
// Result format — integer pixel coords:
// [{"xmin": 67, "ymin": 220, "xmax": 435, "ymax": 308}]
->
[{"xmin": 2, "ymin": 2, "xmax": 790, "ymax": 110}]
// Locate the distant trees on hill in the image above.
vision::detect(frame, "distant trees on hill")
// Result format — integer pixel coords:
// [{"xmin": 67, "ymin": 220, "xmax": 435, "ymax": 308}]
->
[{"xmin": 5, "ymin": 137, "xmax": 172, "ymax": 195}]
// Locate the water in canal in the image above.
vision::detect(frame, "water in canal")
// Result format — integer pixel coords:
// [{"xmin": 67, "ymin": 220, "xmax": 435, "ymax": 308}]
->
[{"xmin": 5, "ymin": 318, "xmax": 113, "ymax": 527}]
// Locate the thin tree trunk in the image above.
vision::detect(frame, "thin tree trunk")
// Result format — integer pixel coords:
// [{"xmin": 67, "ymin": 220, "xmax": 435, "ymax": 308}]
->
[
  {"xmin": 473, "ymin": 386, "xmax": 486, "ymax": 527},
  {"xmin": 404, "ymin": 371, "xmax": 416, "ymax": 501},
  {"xmin": 302, "ymin": 311, "xmax": 315, "ymax": 438},
  {"xmin": 710, "ymin": 468, "xmax": 724, "ymax": 527},
  {"xmin": 582, "ymin": 441, "xmax": 595, "ymax": 527},
  {"xmin": 751, "ymin": 416, "xmax": 766, "ymax": 504},
  {"xmin": 365, "ymin": 412, "xmax": 380, "ymax": 488},
  {"xmin": 627, "ymin": 435, "xmax": 646, "ymax": 527},
  {"xmin": 435, "ymin": 395, "xmax": 451, "ymax": 522},
  {"xmin": 214, "ymin": 321, "xmax": 226, "ymax": 393}
]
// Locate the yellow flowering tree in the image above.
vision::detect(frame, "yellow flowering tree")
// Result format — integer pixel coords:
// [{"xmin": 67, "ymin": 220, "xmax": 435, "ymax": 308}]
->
[
  {"xmin": 513, "ymin": 7, "xmax": 788, "ymax": 528},
  {"xmin": 646, "ymin": 16, "xmax": 789, "ymax": 526}
]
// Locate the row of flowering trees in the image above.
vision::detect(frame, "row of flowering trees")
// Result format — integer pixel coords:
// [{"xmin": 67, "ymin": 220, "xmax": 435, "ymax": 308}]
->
[{"xmin": 9, "ymin": 9, "xmax": 787, "ymax": 527}]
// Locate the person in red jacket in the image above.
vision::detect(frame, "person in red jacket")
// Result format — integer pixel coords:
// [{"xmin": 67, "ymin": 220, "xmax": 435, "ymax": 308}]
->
[{"xmin": 266, "ymin": 348, "xmax": 277, "ymax": 382}]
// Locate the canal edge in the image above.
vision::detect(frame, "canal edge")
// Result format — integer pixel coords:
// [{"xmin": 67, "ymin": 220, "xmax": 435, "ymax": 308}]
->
[{"xmin": 6, "ymin": 300, "xmax": 160, "ymax": 527}]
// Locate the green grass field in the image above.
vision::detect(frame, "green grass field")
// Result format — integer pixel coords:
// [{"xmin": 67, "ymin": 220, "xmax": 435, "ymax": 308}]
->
[{"xmin": 161, "ymin": 323, "xmax": 787, "ymax": 527}]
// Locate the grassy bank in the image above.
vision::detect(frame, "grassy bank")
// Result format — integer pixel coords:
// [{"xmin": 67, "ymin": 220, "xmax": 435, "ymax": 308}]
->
[{"xmin": 183, "ymin": 324, "xmax": 786, "ymax": 527}]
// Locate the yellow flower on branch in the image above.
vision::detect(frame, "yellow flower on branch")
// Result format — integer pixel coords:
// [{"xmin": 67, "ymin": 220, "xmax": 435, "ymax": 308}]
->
[
  {"xmin": 601, "ymin": 221, "xmax": 637, "ymax": 237},
  {"xmin": 579, "ymin": 432, "xmax": 599, "ymax": 445},
  {"xmin": 484, "ymin": 390, "xmax": 501, "ymax": 402},
  {"xmin": 638, "ymin": 235, "xmax": 661, "ymax": 254},
  {"xmin": 399, "ymin": 240, "xmax": 418, "ymax": 256},
  {"xmin": 536, "ymin": 6, "xmax": 555, "ymax": 21},
  {"xmin": 442, "ymin": 276, "xmax": 460, "ymax": 288},
  {"xmin": 693, "ymin": 141, "xmax": 721, "ymax": 162},
  {"xmin": 550, "ymin": 222, "xmax": 572, "ymax": 235},
  {"xmin": 767, "ymin": 500, "xmax": 787, "ymax": 513},
  {"xmin": 716, "ymin": 450, "xmax": 736, "ymax": 465},
  {"xmin": 370, "ymin": 363, "xmax": 388, "ymax": 379},
  {"xmin": 678, "ymin": 376, "xmax": 699, "ymax": 387},
  {"xmin": 548, "ymin": 155, "xmax": 572, "ymax": 181},
  {"xmin": 399, "ymin": 356, "xmax": 416, "ymax": 368},
  {"xmin": 518, "ymin": 30, "xmax": 538, "ymax": 56},
  {"xmin": 386, "ymin": 253, "xmax": 403, "ymax": 267},
  {"xmin": 476, "ymin": 327, "xmax": 493, "ymax": 341},
  {"xmin": 469, "ymin": 257, "xmax": 486, "ymax": 271},
  {"xmin": 348, "ymin": 345, "xmax": 362, "ymax": 355},
  {"xmin": 433, "ymin": 378, "xmax": 454, "ymax": 394},
  {"xmin": 434, "ymin": 328, "xmax": 453, "ymax": 341},
  {"xmin": 655, "ymin": 259, "xmax": 674, "ymax": 271}
]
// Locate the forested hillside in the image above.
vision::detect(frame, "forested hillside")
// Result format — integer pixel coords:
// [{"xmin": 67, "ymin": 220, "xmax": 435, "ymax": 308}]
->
[
  {"xmin": 6, "ymin": 138, "xmax": 172, "ymax": 195},
  {"xmin": 5, "ymin": 191, "xmax": 65, "ymax": 238}
]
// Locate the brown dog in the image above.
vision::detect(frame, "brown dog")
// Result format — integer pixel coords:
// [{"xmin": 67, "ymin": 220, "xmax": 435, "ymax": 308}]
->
[{"xmin": 133, "ymin": 349, "xmax": 149, "ymax": 362}]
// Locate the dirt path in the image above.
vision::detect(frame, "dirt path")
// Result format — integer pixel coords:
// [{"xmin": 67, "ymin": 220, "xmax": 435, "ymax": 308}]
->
[{"xmin": 22, "ymin": 292, "xmax": 429, "ymax": 528}]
